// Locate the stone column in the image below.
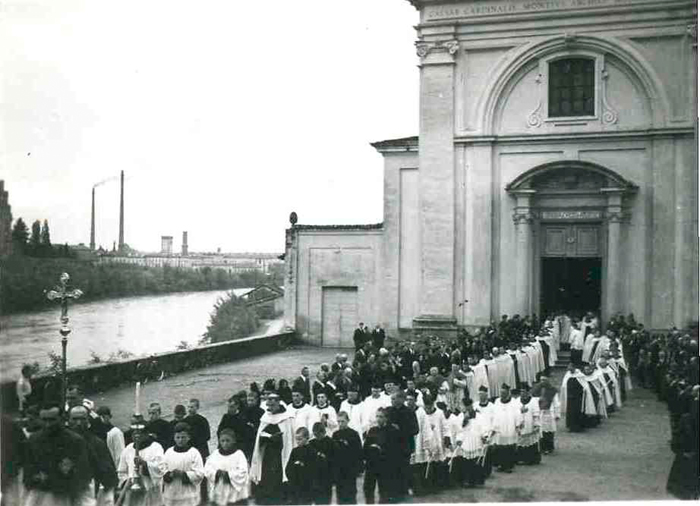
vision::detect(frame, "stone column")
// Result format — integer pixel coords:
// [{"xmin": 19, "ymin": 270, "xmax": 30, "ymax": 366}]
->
[
  {"xmin": 412, "ymin": 31, "xmax": 460, "ymax": 336},
  {"xmin": 512, "ymin": 190, "xmax": 536, "ymax": 317},
  {"xmin": 602, "ymin": 188, "xmax": 624, "ymax": 323}
]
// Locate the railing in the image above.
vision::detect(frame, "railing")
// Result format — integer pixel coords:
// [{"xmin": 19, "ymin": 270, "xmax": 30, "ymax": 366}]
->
[{"xmin": 0, "ymin": 331, "xmax": 296, "ymax": 412}]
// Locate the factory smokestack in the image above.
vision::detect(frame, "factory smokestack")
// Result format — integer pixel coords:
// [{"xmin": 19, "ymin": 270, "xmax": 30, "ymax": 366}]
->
[
  {"xmin": 182, "ymin": 231, "xmax": 188, "ymax": 256},
  {"xmin": 90, "ymin": 187, "xmax": 96, "ymax": 250},
  {"xmin": 118, "ymin": 170, "xmax": 124, "ymax": 253}
]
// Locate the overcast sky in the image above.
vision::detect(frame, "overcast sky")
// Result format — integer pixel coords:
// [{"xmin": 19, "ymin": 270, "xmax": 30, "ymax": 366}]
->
[{"xmin": 1, "ymin": 0, "xmax": 418, "ymax": 253}]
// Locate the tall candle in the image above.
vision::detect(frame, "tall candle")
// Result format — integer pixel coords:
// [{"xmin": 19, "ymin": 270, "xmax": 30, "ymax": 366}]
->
[{"xmin": 135, "ymin": 381, "xmax": 141, "ymax": 415}]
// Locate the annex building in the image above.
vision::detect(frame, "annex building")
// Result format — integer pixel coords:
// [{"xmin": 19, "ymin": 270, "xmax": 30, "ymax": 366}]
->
[{"xmin": 284, "ymin": 0, "xmax": 698, "ymax": 347}]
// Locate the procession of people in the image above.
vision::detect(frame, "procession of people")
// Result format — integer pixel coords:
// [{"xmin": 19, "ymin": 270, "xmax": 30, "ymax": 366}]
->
[{"xmin": 2, "ymin": 313, "xmax": 698, "ymax": 505}]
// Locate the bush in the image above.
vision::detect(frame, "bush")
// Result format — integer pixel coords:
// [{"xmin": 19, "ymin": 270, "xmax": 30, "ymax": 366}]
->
[{"xmin": 203, "ymin": 292, "xmax": 259, "ymax": 344}]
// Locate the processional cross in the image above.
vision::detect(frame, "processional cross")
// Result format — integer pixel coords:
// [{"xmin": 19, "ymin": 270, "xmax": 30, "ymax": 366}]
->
[{"xmin": 46, "ymin": 272, "xmax": 83, "ymax": 408}]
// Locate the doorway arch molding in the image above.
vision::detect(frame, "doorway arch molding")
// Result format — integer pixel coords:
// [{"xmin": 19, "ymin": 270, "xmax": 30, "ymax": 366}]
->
[{"xmin": 505, "ymin": 160, "xmax": 638, "ymax": 323}]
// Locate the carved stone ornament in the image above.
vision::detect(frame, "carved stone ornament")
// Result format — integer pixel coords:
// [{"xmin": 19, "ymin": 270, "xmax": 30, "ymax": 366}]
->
[
  {"xmin": 527, "ymin": 74, "xmax": 543, "ymax": 128},
  {"xmin": 415, "ymin": 39, "xmax": 460, "ymax": 60},
  {"xmin": 606, "ymin": 211, "xmax": 625, "ymax": 223},
  {"xmin": 563, "ymin": 33, "xmax": 578, "ymax": 47},
  {"xmin": 512, "ymin": 212, "xmax": 535, "ymax": 224},
  {"xmin": 688, "ymin": 23, "xmax": 698, "ymax": 40},
  {"xmin": 600, "ymin": 67, "xmax": 619, "ymax": 125}
]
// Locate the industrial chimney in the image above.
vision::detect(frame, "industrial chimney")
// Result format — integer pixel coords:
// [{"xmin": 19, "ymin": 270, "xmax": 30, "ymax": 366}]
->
[
  {"xmin": 182, "ymin": 231, "xmax": 188, "ymax": 256},
  {"xmin": 118, "ymin": 170, "xmax": 125, "ymax": 253},
  {"xmin": 90, "ymin": 187, "xmax": 96, "ymax": 250}
]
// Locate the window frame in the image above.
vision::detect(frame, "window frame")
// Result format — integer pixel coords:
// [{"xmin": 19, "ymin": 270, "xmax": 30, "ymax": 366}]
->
[{"xmin": 540, "ymin": 51, "xmax": 603, "ymax": 123}]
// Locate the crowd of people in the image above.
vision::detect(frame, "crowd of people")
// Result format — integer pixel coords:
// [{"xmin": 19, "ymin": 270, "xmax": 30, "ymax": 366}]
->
[{"xmin": 2, "ymin": 312, "xmax": 698, "ymax": 505}]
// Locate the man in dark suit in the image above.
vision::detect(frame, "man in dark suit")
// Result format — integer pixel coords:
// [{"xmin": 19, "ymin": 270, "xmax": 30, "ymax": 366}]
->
[
  {"xmin": 372, "ymin": 325, "xmax": 386, "ymax": 350},
  {"xmin": 354, "ymin": 323, "xmax": 367, "ymax": 351},
  {"xmin": 292, "ymin": 366, "xmax": 312, "ymax": 405}
]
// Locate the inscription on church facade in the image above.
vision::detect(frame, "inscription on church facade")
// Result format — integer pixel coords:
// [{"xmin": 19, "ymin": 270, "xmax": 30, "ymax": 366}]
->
[
  {"xmin": 540, "ymin": 210, "xmax": 602, "ymax": 220},
  {"xmin": 425, "ymin": 0, "xmax": 650, "ymax": 20}
]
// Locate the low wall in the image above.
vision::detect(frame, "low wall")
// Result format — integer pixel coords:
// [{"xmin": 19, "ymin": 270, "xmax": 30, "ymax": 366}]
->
[{"xmin": 0, "ymin": 331, "xmax": 296, "ymax": 412}]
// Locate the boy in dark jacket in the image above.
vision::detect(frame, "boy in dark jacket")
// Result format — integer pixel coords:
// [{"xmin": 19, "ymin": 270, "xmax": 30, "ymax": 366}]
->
[
  {"xmin": 285, "ymin": 427, "xmax": 316, "ymax": 505},
  {"xmin": 332, "ymin": 411, "xmax": 362, "ymax": 504},
  {"xmin": 309, "ymin": 422, "xmax": 335, "ymax": 504},
  {"xmin": 363, "ymin": 408, "xmax": 401, "ymax": 504}
]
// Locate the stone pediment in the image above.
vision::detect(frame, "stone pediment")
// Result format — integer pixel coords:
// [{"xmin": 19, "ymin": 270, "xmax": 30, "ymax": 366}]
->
[{"xmin": 506, "ymin": 161, "xmax": 638, "ymax": 193}]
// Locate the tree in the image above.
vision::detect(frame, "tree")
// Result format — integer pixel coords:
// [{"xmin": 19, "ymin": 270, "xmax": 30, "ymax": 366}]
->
[
  {"xmin": 29, "ymin": 220, "xmax": 41, "ymax": 253},
  {"xmin": 11, "ymin": 218, "xmax": 29, "ymax": 254},
  {"xmin": 40, "ymin": 219, "xmax": 51, "ymax": 246}
]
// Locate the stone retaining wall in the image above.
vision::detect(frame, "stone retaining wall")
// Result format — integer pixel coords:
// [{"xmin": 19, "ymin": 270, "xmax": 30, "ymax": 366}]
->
[{"xmin": 0, "ymin": 331, "xmax": 296, "ymax": 412}]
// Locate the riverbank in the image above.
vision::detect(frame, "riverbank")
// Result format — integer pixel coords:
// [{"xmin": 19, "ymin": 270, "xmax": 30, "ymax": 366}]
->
[
  {"xmin": 0, "ymin": 255, "xmax": 269, "ymax": 315},
  {"xmin": 1, "ymin": 289, "xmax": 233, "ymax": 380}
]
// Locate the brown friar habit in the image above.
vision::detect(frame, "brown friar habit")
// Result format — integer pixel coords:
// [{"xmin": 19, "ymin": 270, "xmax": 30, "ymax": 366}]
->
[{"xmin": 531, "ymin": 382, "xmax": 558, "ymax": 410}]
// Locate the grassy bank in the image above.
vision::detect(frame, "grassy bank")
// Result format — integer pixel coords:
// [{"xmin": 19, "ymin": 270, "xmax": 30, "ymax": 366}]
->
[{"xmin": 0, "ymin": 255, "xmax": 274, "ymax": 315}]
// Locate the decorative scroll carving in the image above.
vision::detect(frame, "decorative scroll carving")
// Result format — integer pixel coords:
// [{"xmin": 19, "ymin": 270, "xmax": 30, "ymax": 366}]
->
[
  {"xmin": 600, "ymin": 67, "xmax": 619, "ymax": 125},
  {"xmin": 513, "ymin": 212, "xmax": 535, "ymax": 224},
  {"xmin": 606, "ymin": 211, "xmax": 625, "ymax": 223},
  {"xmin": 688, "ymin": 23, "xmax": 698, "ymax": 40},
  {"xmin": 415, "ymin": 39, "xmax": 460, "ymax": 61},
  {"xmin": 527, "ymin": 73, "xmax": 543, "ymax": 128},
  {"xmin": 563, "ymin": 33, "xmax": 578, "ymax": 47}
]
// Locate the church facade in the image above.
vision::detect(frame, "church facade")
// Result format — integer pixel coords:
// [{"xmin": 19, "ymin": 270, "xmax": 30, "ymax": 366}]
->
[{"xmin": 284, "ymin": 0, "xmax": 698, "ymax": 347}]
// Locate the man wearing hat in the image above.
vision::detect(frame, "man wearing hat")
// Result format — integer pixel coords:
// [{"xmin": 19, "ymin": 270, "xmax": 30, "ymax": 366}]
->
[
  {"xmin": 116, "ymin": 414, "xmax": 167, "ymax": 506},
  {"xmin": 490, "ymin": 384, "xmax": 523, "ymax": 473}
]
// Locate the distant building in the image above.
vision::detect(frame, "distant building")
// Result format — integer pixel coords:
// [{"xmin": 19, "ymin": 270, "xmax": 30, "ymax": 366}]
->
[
  {"xmin": 98, "ymin": 251, "xmax": 284, "ymax": 274},
  {"xmin": 0, "ymin": 181, "xmax": 12, "ymax": 257},
  {"xmin": 182, "ymin": 231, "xmax": 188, "ymax": 256},
  {"xmin": 161, "ymin": 236, "xmax": 173, "ymax": 256}
]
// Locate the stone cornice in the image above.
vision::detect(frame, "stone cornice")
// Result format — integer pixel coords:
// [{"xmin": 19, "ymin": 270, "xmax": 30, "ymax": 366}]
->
[{"xmin": 455, "ymin": 127, "xmax": 695, "ymax": 145}]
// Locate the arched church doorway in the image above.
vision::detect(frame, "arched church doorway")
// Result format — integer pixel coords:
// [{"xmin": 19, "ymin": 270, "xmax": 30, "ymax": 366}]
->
[
  {"xmin": 539, "ymin": 222, "xmax": 602, "ymax": 319},
  {"xmin": 507, "ymin": 161, "xmax": 637, "ymax": 323}
]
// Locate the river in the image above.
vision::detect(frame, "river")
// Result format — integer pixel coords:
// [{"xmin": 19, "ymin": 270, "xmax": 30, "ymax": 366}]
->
[{"xmin": 0, "ymin": 289, "xmax": 232, "ymax": 381}]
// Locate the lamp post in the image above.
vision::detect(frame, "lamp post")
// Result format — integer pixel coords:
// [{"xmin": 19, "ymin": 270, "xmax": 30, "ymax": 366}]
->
[{"xmin": 46, "ymin": 272, "xmax": 83, "ymax": 409}]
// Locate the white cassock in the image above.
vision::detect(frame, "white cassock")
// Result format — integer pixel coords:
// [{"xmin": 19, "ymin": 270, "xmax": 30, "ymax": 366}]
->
[
  {"xmin": 249, "ymin": 409, "xmax": 295, "ymax": 484},
  {"xmin": 471, "ymin": 363, "xmax": 490, "ymax": 397},
  {"xmin": 517, "ymin": 397, "xmax": 541, "ymax": 448},
  {"xmin": 536, "ymin": 394, "xmax": 561, "ymax": 433},
  {"xmin": 339, "ymin": 399, "xmax": 365, "ymax": 443},
  {"xmin": 288, "ymin": 403, "xmax": 320, "ymax": 441},
  {"xmin": 559, "ymin": 315, "xmax": 572, "ymax": 345},
  {"xmin": 491, "ymin": 398, "xmax": 523, "ymax": 446},
  {"xmin": 582, "ymin": 336, "xmax": 599, "ymax": 363},
  {"xmin": 117, "ymin": 441, "xmax": 167, "ymax": 506},
  {"xmin": 495, "ymin": 355, "xmax": 517, "ymax": 390},
  {"xmin": 597, "ymin": 364, "xmax": 622, "ymax": 409},
  {"xmin": 204, "ymin": 449, "xmax": 250, "ymax": 506},
  {"xmin": 591, "ymin": 337, "xmax": 611, "ymax": 364},
  {"xmin": 453, "ymin": 413, "xmax": 490, "ymax": 460},
  {"xmin": 162, "ymin": 447, "xmax": 205, "ymax": 506},
  {"xmin": 423, "ymin": 407, "xmax": 451, "ymax": 462},
  {"xmin": 313, "ymin": 404, "xmax": 339, "ymax": 436},
  {"xmin": 582, "ymin": 373, "xmax": 609, "ymax": 418},
  {"xmin": 410, "ymin": 406, "xmax": 433, "ymax": 464},
  {"xmin": 570, "ymin": 328, "xmax": 584, "ymax": 351},
  {"xmin": 361, "ymin": 395, "xmax": 390, "ymax": 435},
  {"xmin": 106, "ymin": 426, "xmax": 126, "ymax": 468},
  {"xmin": 483, "ymin": 359, "xmax": 499, "ymax": 398}
]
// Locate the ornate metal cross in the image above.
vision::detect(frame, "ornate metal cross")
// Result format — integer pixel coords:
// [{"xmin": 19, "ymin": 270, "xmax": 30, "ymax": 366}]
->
[{"xmin": 46, "ymin": 272, "xmax": 83, "ymax": 408}]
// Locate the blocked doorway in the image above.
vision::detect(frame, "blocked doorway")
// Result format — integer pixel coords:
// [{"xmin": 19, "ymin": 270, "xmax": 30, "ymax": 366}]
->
[{"xmin": 321, "ymin": 286, "xmax": 358, "ymax": 347}]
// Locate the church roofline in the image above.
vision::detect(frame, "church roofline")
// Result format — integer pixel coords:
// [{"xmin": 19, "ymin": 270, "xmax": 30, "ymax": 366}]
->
[
  {"xmin": 290, "ymin": 223, "xmax": 384, "ymax": 232},
  {"xmin": 370, "ymin": 136, "xmax": 418, "ymax": 153}
]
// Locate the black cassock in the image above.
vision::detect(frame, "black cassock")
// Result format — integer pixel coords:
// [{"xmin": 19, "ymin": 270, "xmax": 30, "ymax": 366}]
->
[
  {"xmin": 565, "ymin": 377, "xmax": 585, "ymax": 432},
  {"xmin": 256, "ymin": 424, "xmax": 284, "ymax": 505}
]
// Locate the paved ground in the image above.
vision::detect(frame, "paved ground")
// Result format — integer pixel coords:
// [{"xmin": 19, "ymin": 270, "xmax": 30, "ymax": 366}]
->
[{"xmin": 91, "ymin": 345, "xmax": 675, "ymax": 503}]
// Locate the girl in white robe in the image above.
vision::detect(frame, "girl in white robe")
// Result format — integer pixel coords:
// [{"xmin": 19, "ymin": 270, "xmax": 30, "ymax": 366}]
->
[
  {"xmin": 162, "ymin": 422, "xmax": 205, "ymax": 506},
  {"xmin": 117, "ymin": 424, "xmax": 167, "ymax": 506},
  {"xmin": 204, "ymin": 429, "xmax": 250, "ymax": 506}
]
